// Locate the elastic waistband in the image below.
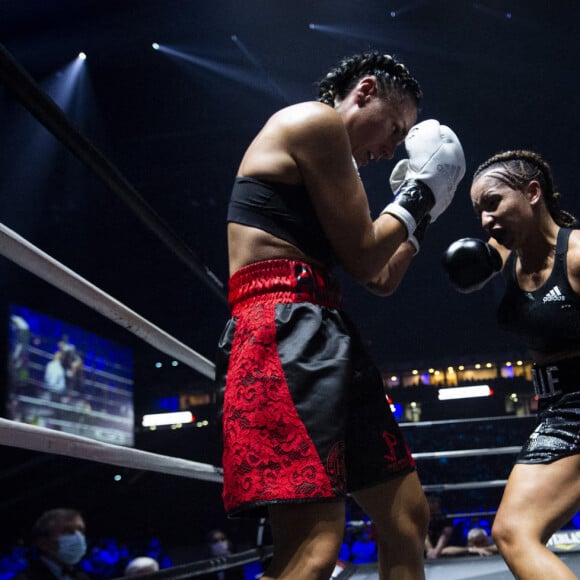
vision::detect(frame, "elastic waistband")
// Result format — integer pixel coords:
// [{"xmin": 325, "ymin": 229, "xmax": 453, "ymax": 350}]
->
[
  {"xmin": 532, "ymin": 357, "xmax": 580, "ymax": 399},
  {"xmin": 228, "ymin": 259, "xmax": 341, "ymax": 313}
]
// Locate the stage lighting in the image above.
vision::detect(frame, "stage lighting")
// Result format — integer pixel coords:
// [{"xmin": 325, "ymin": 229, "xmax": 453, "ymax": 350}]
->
[
  {"xmin": 78, "ymin": 52, "xmax": 86, "ymax": 60},
  {"xmin": 152, "ymin": 42, "xmax": 160, "ymax": 50},
  {"xmin": 142, "ymin": 411, "xmax": 193, "ymax": 427},
  {"xmin": 438, "ymin": 385, "xmax": 493, "ymax": 401}
]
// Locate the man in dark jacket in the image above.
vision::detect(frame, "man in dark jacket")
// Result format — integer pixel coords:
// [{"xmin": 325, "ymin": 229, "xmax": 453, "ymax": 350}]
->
[{"xmin": 13, "ymin": 508, "xmax": 89, "ymax": 580}]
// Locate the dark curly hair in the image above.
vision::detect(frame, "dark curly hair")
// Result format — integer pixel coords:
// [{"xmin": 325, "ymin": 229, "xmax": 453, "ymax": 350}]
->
[
  {"xmin": 473, "ymin": 150, "xmax": 577, "ymax": 228},
  {"xmin": 317, "ymin": 51, "xmax": 422, "ymax": 109}
]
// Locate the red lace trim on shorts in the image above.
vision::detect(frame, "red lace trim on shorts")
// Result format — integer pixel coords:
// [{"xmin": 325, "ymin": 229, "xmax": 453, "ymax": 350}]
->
[{"xmin": 222, "ymin": 260, "xmax": 342, "ymax": 512}]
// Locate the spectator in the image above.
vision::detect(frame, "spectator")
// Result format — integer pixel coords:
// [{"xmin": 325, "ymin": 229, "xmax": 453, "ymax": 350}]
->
[
  {"xmin": 424, "ymin": 494, "xmax": 455, "ymax": 559},
  {"xmin": 350, "ymin": 526, "xmax": 377, "ymax": 564},
  {"xmin": 12, "ymin": 508, "xmax": 89, "ymax": 580},
  {"xmin": 205, "ymin": 530, "xmax": 243, "ymax": 580},
  {"xmin": 441, "ymin": 527, "xmax": 498, "ymax": 557}
]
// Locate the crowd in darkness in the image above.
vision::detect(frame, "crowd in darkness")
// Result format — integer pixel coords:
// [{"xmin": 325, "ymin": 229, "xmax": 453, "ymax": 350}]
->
[
  {"xmin": 401, "ymin": 415, "xmax": 537, "ymax": 453},
  {"xmin": 0, "ymin": 416, "xmax": 550, "ymax": 578},
  {"xmin": 0, "ymin": 536, "xmax": 172, "ymax": 580}
]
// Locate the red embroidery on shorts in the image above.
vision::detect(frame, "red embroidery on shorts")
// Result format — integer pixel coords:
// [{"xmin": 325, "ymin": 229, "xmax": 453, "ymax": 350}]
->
[
  {"xmin": 382, "ymin": 430, "xmax": 399, "ymax": 462},
  {"xmin": 326, "ymin": 440, "xmax": 346, "ymax": 494},
  {"xmin": 403, "ymin": 439, "xmax": 416, "ymax": 468},
  {"xmin": 222, "ymin": 302, "xmax": 334, "ymax": 512}
]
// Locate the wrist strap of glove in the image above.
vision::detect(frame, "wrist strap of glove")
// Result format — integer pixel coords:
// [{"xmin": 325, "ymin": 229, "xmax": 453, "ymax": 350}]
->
[
  {"xmin": 408, "ymin": 235, "xmax": 420, "ymax": 254},
  {"xmin": 382, "ymin": 203, "xmax": 416, "ymax": 238},
  {"xmin": 381, "ymin": 179, "xmax": 435, "ymax": 239},
  {"xmin": 408, "ymin": 215, "xmax": 431, "ymax": 255}
]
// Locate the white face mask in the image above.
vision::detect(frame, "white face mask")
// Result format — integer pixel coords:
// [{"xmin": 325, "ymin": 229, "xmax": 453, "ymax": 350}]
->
[
  {"xmin": 209, "ymin": 540, "xmax": 230, "ymax": 557},
  {"xmin": 57, "ymin": 531, "xmax": 87, "ymax": 565}
]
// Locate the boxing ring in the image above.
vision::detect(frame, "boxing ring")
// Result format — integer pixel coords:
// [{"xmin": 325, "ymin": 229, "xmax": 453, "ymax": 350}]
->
[{"xmin": 2, "ymin": 43, "xmax": 580, "ymax": 579}]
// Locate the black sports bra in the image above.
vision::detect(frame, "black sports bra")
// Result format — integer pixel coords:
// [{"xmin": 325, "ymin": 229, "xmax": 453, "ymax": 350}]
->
[
  {"xmin": 497, "ymin": 228, "xmax": 580, "ymax": 353},
  {"xmin": 227, "ymin": 176, "xmax": 335, "ymax": 266}
]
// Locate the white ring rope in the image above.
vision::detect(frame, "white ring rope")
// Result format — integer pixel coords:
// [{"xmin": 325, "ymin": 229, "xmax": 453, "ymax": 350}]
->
[
  {"xmin": 0, "ymin": 222, "xmax": 224, "ymax": 484},
  {"xmin": 0, "ymin": 418, "xmax": 223, "ymax": 483},
  {"xmin": 423, "ymin": 480, "xmax": 508, "ymax": 492},
  {"xmin": 400, "ymin": 415, "xmax": 535, "ymax": 427},
  {"xmin": 413, "ymin": 446, "xmax": 521, "ymax": 460},
  {"xmin": 0, "ymin": 221, "xmax": 216, "ymax": 380}
]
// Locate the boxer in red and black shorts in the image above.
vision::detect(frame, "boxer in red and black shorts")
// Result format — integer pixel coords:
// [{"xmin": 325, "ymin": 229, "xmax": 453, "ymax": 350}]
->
[
  {"xmin": 217, "ymin": 259, "xmax": 415, "ymax": 517},
  {"xmin": 216, "ymin": 50, "xmax": 465, "ymax": 579}
]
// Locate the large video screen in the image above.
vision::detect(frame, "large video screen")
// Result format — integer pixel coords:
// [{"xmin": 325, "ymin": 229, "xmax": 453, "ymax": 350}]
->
[{"xmin": 6, "ymin": 304, "xmax": 134, "ymax": 446}]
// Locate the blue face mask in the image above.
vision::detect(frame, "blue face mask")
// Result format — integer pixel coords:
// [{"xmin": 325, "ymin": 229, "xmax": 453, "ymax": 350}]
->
[
  {"xmin": 56, "ymin": 531, "xmax": 87, "ymax": 565},
  {"xmin": 209, "ymin": 540, "xmax": 230, "ymax": 557}
]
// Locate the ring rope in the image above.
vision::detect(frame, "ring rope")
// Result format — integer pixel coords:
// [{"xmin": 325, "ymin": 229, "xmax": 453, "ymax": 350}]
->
[
  {"xmin": 0, "ymin": 42, "xmax": 227, "ymax": 306},
  {"xmin": 413, "ymin": 446, "xmax": 521, "ymax": 459},
  {"xmin": 0, "ymin": 221, "xmax": 216, "ymax": 379},
  {"xmin": 444, "ymin": 510, "xmax": 497, "ymax": 519},
  {"xmin": 423, "ymin": 480, "xmax": 507, "ymax": 492},
  {"xmin": 114, "ymin": 547, "xmax": 274, "ymax": 580},
  {"xmin": 400, "ymin": 415, "xmax": 535, "ymax": 428},
  {"xmin": 0, "ymin": 418, "xmax": 223, "ymax": 483}
]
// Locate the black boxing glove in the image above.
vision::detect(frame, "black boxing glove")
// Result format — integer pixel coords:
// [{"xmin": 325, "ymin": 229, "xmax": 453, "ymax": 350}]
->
[{"xmin": 443, "ymin": 238, "xmax": 502, "ymax": 293}]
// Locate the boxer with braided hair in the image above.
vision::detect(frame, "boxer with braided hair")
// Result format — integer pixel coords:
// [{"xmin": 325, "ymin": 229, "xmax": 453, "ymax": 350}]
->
[
  {"xmin": 473, "ymin": 150, "xmax": 576, "ymax": 226},
  {"xmin": 317, "ymin": 51, "xmax": 422, "ymax": 108},
  {"xmin": 217, "ymin": 50, "xmax": 464, "ymax": 579},
  {"xmin": 444, "ymin": 150, "xmax": 580, "ymax": 579}
]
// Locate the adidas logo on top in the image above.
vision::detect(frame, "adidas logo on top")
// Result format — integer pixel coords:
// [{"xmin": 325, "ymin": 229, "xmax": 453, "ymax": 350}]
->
[{"xmin": 543, "ymin": 285, "xmax": 566, "ymax": 303}]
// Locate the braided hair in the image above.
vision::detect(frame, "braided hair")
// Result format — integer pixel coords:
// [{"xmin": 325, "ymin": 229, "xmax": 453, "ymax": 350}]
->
[
  {"xmin": 317, "ymin": 51, "xmax": 422, "ymax": 109},
  {"xmin": 473, "ymin": 150, "xmax": 577, "ymax": 228}
]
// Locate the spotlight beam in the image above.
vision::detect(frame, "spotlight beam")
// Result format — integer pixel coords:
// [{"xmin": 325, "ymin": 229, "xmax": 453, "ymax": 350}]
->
[
  {"xmin": 154, "ymin": 44, "xmax": 286, "ymax": 101},
  {"xmin": 231, "ymin": 35, "xmax": 289, "ymax": 103},
  {"xmin": 309, "ymin": 23, "xmax": 480, "ymax": 66},
  {"xmin": 0, "ymin": 42, "xmax": 228, "ymax": 306},
  {"xmin": 44, "ymin": 56, "xmax": 86, "ymax": 111}
]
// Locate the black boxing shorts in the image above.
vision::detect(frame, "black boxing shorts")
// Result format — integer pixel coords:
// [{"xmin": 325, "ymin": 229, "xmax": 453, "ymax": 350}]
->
[
  {"xmin": 216, "ymin": 259, "xmax": 416, "ymax": 517},
  {"xmin": 517, "ymin": 360, "xmax": 580, "ymax": 463}
]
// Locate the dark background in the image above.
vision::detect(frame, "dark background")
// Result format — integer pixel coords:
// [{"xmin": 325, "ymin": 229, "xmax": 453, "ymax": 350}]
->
[{"xmin": 1, "ymin": 0, "xmax": 579, "ymax": 560}]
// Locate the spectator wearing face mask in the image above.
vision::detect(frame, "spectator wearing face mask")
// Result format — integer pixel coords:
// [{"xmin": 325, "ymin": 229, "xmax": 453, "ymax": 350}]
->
[
  {"xmin": 205, "ymin": 530, "xmax": 245, "ymax": 580},
  {"xmin": 13, "ymin": 508, "xmax": 89, "ymax": 580},
  {"xmin": 207, "ymin": 530, "xmax": 231, "ymax": 558}
]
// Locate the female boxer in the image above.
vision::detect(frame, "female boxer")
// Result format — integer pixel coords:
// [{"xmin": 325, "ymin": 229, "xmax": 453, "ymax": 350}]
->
[
  {"xmin": 444, "ymin": 150, "xmax": 580, "ymax": 579},
  {"xmin": 216, "ymin": 51, "xmax": 465, "ymax": 579}
]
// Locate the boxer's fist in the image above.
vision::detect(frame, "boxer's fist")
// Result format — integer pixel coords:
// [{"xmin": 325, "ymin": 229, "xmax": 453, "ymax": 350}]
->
[
  {"xmin": 443, "ymin": 238, "xmax": 502, "ymax": 292},
  {"xmin": 383, "ymin": 120, "xmax": 465, "ymax": 237},
  {"xmin": 404, "ymin": 119, "xmax": 465, "ymax": 221}
]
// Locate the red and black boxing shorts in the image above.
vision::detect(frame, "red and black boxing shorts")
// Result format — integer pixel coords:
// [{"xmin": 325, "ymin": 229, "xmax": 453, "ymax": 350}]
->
[{"xmin": 216, "ymin": 259, "xmax": 416, "ymax": 517}]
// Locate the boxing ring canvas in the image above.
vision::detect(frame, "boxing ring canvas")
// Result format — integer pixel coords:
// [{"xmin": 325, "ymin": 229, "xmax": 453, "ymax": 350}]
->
[{"xmin": 342, "ymin": 550, "xmax": 580, "ymax": 580}]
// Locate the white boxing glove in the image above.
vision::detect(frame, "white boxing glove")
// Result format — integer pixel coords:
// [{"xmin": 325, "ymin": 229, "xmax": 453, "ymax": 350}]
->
[
  {"xmin": 382, "ymin": 119, "xmax": 466, "ymax": 237},
  {"xmin": 399, "ymin": 119, "xmax": 465, "ymax": 221}
]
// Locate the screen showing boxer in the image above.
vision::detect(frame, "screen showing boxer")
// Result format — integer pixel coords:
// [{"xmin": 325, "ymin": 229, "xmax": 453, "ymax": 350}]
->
[{"xmin": 5, "ymin": 303, "xmax": 134, "ymax": 446}]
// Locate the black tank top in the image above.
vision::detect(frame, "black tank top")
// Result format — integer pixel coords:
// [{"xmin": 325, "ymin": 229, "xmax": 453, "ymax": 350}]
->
[
  {"xmin": 497, "ymin": 228, "xmax": 580, "ymax": 353},
  {"xmin": 227, "ymin": 176, "xmax": 336, "ymax": 266}
]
